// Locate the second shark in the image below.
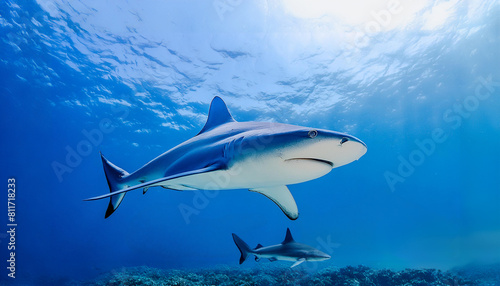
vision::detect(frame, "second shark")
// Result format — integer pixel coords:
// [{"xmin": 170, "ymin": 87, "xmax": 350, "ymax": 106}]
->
[{"xmin": 232, "ymin": 228, "xmax": 331, "ymax": 268}]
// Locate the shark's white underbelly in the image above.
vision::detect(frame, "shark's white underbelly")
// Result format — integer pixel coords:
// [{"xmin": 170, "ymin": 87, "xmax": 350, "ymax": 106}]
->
[{"xmin": 160, "ymin": 157, "xmax": 333, "ymax": 190}]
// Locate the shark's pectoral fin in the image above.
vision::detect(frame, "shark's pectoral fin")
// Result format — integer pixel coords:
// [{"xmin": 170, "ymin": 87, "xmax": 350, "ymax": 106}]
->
[
  {"xmin": 255, "ymin": 256, "xmax": 261, "ymax": 262},
  {"xmin": 268, "ymin": 257, "xmax": 278, "ymax": 262},
  {"xmin": 291, "ymin": 258, "xmax": 306, "ymax": 268},
  {"xmin": 250, "ymin": 186, "xmax": 299, "ymax": 220}
]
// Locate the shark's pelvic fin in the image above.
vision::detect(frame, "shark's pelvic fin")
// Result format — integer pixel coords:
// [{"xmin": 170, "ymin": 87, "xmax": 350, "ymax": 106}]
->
[
  {"xmin": 250, "ymin": 186, "xmax": 299, "ymax": 220},
  {"xmin": 282, "ymin": 228, "xmax": 295, "ymax": 244},
  {"xmin": 232, "ymin": 233, "xmax": 251, "ymax": 264},
  {"xmin": 197, "ymin": 96, "xmax": 235, "ymax": 135},
  {"xmin": 291, "ymin": 258, "xmax": 306, "ymax": 268},
  {"xmin": 100, "ymin": 153, "xmax": 129, "ymax": 219}
]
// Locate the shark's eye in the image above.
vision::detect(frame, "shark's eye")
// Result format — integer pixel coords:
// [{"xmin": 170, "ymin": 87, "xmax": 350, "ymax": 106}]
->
[
  {"xmin": 308, "ymin": 130, "xmax": 318, "ymax": 138},
  {"xmin": 340, "ymin": 137, "xmax": 349, "ymax": 145}
]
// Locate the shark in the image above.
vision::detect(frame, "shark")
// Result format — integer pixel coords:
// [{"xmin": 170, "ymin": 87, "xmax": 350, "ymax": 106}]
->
[
  {"xmin": 232, "ymin": 228, "xmax": 331, "ymax": 268},
  {"xmin": 85, "ymin": 96, "xmax": 367, "ymax": 219}
]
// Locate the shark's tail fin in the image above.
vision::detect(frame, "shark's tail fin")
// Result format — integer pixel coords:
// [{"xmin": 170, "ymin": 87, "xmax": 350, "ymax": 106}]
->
[
  {"xmin": 101, "ymin": 153, "xmax": 129, "ymax": 218},
  {"xmin": 232, "ymin": 233, "xmax": 252, "ymax": 264}
]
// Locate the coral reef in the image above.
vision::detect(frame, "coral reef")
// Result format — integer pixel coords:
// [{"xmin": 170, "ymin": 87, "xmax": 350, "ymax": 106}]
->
[
  {"xmin": 451, "ymin": 263, "xmax": 500, "ymax": 285},
  {"xmin": 61, "ymin": 264, "xmax": 488, "ymax": 286}
]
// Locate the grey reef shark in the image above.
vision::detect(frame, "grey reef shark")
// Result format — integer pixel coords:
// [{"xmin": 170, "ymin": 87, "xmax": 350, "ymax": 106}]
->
[
  {"xmin": 85, "ymin": 96, "xmax": 367, "ymax": 220},
  {"xmin": 232, "ymin": 228, "xmax": 331, "ymax": 268}
]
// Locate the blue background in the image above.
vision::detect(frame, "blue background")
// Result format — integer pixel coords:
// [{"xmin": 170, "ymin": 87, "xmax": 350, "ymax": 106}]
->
[{"xmin": 0, "ymin": 0, "xmax": 499, "ymax": 283}]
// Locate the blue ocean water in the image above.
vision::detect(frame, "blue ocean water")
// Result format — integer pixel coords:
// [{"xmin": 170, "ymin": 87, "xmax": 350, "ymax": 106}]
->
[{"xmin": 0, "ymin": 0, "xmax": 499, "ymax": 284}]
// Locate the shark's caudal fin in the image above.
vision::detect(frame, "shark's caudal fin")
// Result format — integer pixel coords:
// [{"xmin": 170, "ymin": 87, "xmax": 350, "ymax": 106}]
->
[
  {"xmin": 232, "ymin": 233, "xmax": 252, "ymax": 264},
  {"xmin": 100, "ymin": 153, "xmax": 129, "ymax": 218},
  {"xmin": 197, "ymin": 96, "xmax": 235, "ymax": 135}
]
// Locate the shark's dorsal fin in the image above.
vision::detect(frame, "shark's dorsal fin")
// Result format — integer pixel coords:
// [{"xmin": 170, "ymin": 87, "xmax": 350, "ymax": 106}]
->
[
  {"xmin": 197, "ymin": 96, "xmax": 235, "ymax": 135},
  {"xmin": 282, "ymin": 228, "xmax": 295, "ymax": 244},
  {"xmin": 255, "ymin": 244, "xmax": 264, "ymax": 249}
]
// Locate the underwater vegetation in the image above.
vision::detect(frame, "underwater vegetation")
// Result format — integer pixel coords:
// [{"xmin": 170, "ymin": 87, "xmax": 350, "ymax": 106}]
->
[{"xmin": 45, "ymin": 264, "xmax": 499, "ymax": 286}]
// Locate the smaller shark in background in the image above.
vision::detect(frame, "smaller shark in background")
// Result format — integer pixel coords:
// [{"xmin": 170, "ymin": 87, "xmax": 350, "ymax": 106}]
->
[{"xmin": 232, "ymin": 228, "xmax": 331, "ymax": 268}]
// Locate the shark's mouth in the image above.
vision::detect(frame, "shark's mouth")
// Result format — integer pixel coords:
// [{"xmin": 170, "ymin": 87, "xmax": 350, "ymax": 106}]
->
[{"xmin": 285, "ymin": 158, "xmax": 334, "ymax": 167}]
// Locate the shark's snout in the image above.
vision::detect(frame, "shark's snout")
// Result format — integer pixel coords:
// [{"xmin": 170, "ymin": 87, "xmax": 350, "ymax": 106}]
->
[
  {"xmin": 343, "ymin": 136, "xmax": 367, "ymax": 159},
  {"xmin": 313, "ymin": 133, "xmax": 367, "ymax": 168},
  {"xmin": 321, "ymin": 253, "xmax": 332, "ymax": 260},
  {"xmin": 280, "ymin": 131, "xmax": 367, "ymax": 174},
  {"xmin": 308, "ymin": 250, "xmax": 331, "ymax": 261}
]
